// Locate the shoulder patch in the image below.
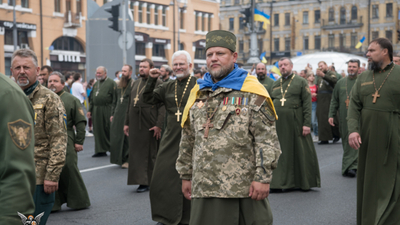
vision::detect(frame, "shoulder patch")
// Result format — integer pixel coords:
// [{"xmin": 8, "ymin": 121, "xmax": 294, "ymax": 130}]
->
[
  {"xmin": 33, "ymin": 104, "xmax": 43, "ymax": 109},
  {"xmin": 331, "ymin": 75, "xmax": 336, "ymax": 78},
  {"xmin": 305, "ymin": 86, "xmax": 311, "ymax": 93},
  {"xmin": 255, "ymin": 95, "xmax": 266, "ymax": 106},
  {"xmin": 260, "ymin": 101, "xmax": 276, "ymax": 122},
  {"xmin": 361, "ymin": 81, "xmax": 373, "ymax": 86},
  {"xmin": 8, "ymin": 119, "xmax": 32, "ymax": 150},
  {"xmin": 79, "ymin": 107, "xmax": 84, "ymax": 116}
]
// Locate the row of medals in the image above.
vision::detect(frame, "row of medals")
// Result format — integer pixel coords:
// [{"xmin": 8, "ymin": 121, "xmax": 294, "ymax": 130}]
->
[{"xmin": 196, "ymin": 97, "xmax": 249, "ymax": 116}]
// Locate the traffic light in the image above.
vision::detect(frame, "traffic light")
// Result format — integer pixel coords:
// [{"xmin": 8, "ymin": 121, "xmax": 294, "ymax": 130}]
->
[
  {"xmin": 239, "ymin": 7, "xmax": 252, "ymax": 28},
  {"xmin": 105, "ymin": 4, "xmax": 120, "ymax": 32}
]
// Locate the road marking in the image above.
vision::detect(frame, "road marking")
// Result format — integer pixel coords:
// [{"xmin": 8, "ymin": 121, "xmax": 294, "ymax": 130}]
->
[{"xmin": 80, "ymin": 164, "xmax": 118, "ymax": 173}]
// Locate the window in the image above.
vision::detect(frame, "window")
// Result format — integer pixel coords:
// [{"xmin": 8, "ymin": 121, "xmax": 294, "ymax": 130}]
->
[
  {"xmin": 314, "ymin": 35, "xmax": 321, "ymax": 49},
  {"xmin": 54, "ymin": 0, "xmax": 60, "ymax": 12},
  {"xmin": 285, "ymin": 13, "xmax": 290, "ymax": 26},
  {"xmin": 76, "ymin": 0, "xmax": 81, "ymax": 13},
  {"xmin": 153, "ymin": 44, "xmax": 165, "ymax": 57},
  {"xmin": 195, "ymin": 48, "xmax": 206, "ymax": 59},
  {"xmin": 274, "ymin": 14, "xmax": 279, "ymax": 26},
  {"xmin": 351, "ymin": 33, "xmax": 357, "ymax": 48},
  {"xmin": 179, "ymin": 9, "xmax": 184, "ymax": 29},
  {"xmin": 5, "ymin": 29, "xmax": 29, "ymax": 46},
  {"xmin": 372, "ymin": 31, "xmax": 379, "ymax": 40},
  {"xmin": 386, "ymin": 3, "xmax": 393, "ymax": 17},
  {"xmin": 21, "ymin": 0, "xmax": 28, "ymax": 8},
  {"xmin": 303, "ymin": 11, "xmax": 309, "ymax": 24},
  {"xmin": 136, "ymin": 42, "xmax": 146, "ymax": 55},
  {"xmin": 229, "ymin": 17, "xmax": 234, "ymax": 30},
  {"xmin": 339, "ymin": 34, "xmax": 345, "ymax": 48},
  {"xmin": 351, "ymin": 6, "xmax": 357, "ymax": 20},
  {"xmin": 51, "ymin": 36, "xmax": 84, "ymax": 52},
  {"xmin": 155, "ymin": 7, "xmax": 159, "ymax": 26},
  {"xmin": 234, "ymin": 0, "xmax": 240, "ymax": 5},
  {"xmin": 386, "ymin": 30, "xmax": 393, "ymax": 43},
  {"xmin": 314, "ymin": 10, "xmax": 320, "ymax": 23},
  {"xmin": 139, "ymin": 3, "xmax": 143, "ymax": 23},
  {"xmin": 258, "ymin": 39, "xmax": 263, "ymax": 52},
  {"xmin": 239, "ymin": 40, "xmax": 243, "ymax": 52},
  {"xmin": 208, "ymin": 16, "xmax": 212, "ymax": 31},
  {"xmin": 202, "ymin": 15, "xmax": 206, "ymax": 31},
  {"xmin": 328, "ymin": 34, "xmax": 335, "ymax": 48},
  {"xmin": 258, "ymin": 22, "xmax": 264, "ymax": 30},
  {"xmin": 274, "ymin": 38, "xmax": 279, "ymax": 52},
  {"xmin": 66, "ymin": 0, "xmax": 71, "ymax": 12},
  {"xmin": 329, "ymin": 7, "xmax": 334, "ymax": 21},
  {"xmin": 179, "ymin": 43, "xmax": 184, "ymax": 50},
  {"xmin": 285, "ymin": 37, "xmax": 290, "ymax": 51},
  {"xmin": 340, "ymin": 7, "xmax": 346, "ymax": 24},
  {"xmin": 162, "ymin": 7, "xmax": 166, "ymax": 26},
  {"xmin": 304, "ymin": 36, "xmax": 309, "ymax": 50},
  {"xmin": 239, "ymin": 17, "xmax": 244, "ymax": 29},
  {"xmin": 147, "ymin": 5, "xmax": 150, "ymax": 24},
  {"xmin": 5, "ymin": 57, "xmax": 11, "ymax": 76},
  {"xmin": 372, "ymin": 5, "xmax": 379, "ymax": 18}
]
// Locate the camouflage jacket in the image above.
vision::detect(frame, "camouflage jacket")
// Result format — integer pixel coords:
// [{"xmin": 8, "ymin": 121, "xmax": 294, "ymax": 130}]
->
[
  {"xmin": 29, "ymin": 84, "xmax": 67, "ymax": 184},
  {"xmin": 176, "ymin": 87, "xmax": 281, "ymax": 198}
]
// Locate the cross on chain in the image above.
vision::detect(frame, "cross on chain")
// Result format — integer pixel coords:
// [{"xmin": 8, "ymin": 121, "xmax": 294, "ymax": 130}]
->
[
  {"xmin": 133, "ymin": 96, "xmax": 140, "ymax": 106},
  {"xmin": 345, "ymin": 98, "xmax": 350, "ymax": 109},
  {"xmin": 175, "ymin": 109, "xmax": 182, "ymax": 122},
  {"xmin": 202, "ymin": 118, "xmax": 214, "ymax": 138},
  {"xmin": 372, "ymin": 90, "xmax": 380, "ymax": 104},
  {"xmin": 120, "ymin": 97, "xmax": 124, "ymax": 103},
  {"xmin": 280, "ymin": 97, "xmax": 287, "ymax": 106}
]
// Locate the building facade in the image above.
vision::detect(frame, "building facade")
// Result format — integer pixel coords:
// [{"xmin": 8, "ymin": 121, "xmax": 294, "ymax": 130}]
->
[
  {"xmin": 220, "ymin": 0, "xmax": 400, "ymax": 65},
  {"xmin": 0, "ymin": 0, "xmax": 87, "ymax": 76}
]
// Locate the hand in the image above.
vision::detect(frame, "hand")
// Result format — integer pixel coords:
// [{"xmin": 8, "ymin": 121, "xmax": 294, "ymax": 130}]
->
[
  {"xmin": 87, "ymin": 112, "xmax": 91, "ymax": 119},
  {"xmin": 328, "ymin": 118, "xmax": 335, "ymax": 127},
  {"xmin": 249, "ymin": 181, "xmax": 270, "ymax": 200},
  {"xmin": 110, "ymin": 116, "xmax": 113, "ymax": 122},
  {"xmin": 312, "ymin": 93, "xmax": 317, "ymax": 97},
  {"xmin": 349, "ymin": 132, "xmax": 362, "ymax": 150},
  {"xmin": 302, "ymin": 126, "xmax": 311, "ymax": 136},
  {"xmin": 316, "ymin": 69, "xmax": 325, "ymax": 77},
  {"xmin": 44, "ymin": 180, "xmax": 58, "ymax": 194},
  {"xmin": 75, "ymin": 144, "xmax": 83, "ymax": 152},
  {"xmin": 149, "ymin": 126, "xmax": 161, "ymax": 140},
  {"xmin": 149, "ymin": 68, "xmax": 161, "ymax": 79},
  {"xmin": 182, "ymin": 180, "xmax": 192, "ymax": 200},
  {"xmin": 123, "ymin": 125, "xmax": 129, "ymax": 137}
]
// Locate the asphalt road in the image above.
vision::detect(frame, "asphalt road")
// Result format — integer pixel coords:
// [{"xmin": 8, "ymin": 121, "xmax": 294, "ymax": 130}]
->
[{"xmin": 48, "ymin": 137, "xmax": 356, "ymax": 225}]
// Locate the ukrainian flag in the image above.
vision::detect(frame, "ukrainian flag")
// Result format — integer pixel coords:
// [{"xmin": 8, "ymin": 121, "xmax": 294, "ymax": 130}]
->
[
  {"xmin": 355, "ymin": 36, "xmax": 366, "ymax": 49},
  {"xmin": 270, "ymin": 61, "xmax": 281, "ymax": 76},
  {"xmin": 254, "ymin": 8, "xmax": 270, "ymax": 30},
  {"xmin": 260, "ymin": 52, "xmax": 267, "ymax": 64}
]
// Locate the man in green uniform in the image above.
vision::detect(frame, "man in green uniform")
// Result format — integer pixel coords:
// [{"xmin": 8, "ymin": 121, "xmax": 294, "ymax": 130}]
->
[
  {"xmin": 144, "ymin": 50, "xmax": 197, "ymax": 225},
  {"xmin": 160, "ymin": 64, "xmax": 172, "ymax": 82},
  {"xmin": 110, "ymin": 64, "xmax": 133, "ymax": 168},
  {"xmin": 0, "ymin": 73, "xmax": 36, "ymax": 225},
  {"xmin": 348, "ymin": 38, "xmax": 400, "ymax": 225},
  {"xmin": 176, "ymin": 30, "xmax": 281, "ymax": 225},
  {"xmin": 123, "ymin": 58, "xmax": 165, "ymax": 193},
  {"xmin": 87, "ymin": 66, "xmax": 117, "ymax": 157},
  {"xmin": 39, "ymin": 65, "xmax": 53, "ymax": 87},
  {"xmin": 256, "ymin": 62, "xmax": 274, "ymax": 94},
  {"xmin": 316, "ymin": 61, "xmax": 339, "ymax": 144},
  {"xmin": 328, "ymin": 59, "xmax": 360, "ymax": 177},
  {"xmin": 11, "ymin": 49, "xmax": 67, "ymax": 225},
  {"xmin": 48, "ymin": 72, "xmax": 91, "ymax": 211},
  {"xmin": 269, "ymin": 57, "xmax": 321, "ymax": 191}
]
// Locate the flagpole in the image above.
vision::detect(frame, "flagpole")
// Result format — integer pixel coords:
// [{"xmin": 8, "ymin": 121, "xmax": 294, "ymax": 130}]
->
[{"xmin": 246, "ymin": 0, "xmax": 260, "ymax": 64}]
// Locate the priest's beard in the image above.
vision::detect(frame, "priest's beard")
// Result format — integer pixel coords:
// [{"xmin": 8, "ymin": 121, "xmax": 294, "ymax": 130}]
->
[
  {"xmin": 119, "ymin": 75, "xmax": 130, "ymax": 88},
  {"xmin": 281, "ymin": 70, "xmax": 291, "ymax": 78},
  {"xmin": 48, "ymin": 85, "xmax": 57, "ymax": 92},
  {"xmin": 175, "ymin": 68, "xmax": 190, "ymax": 79},
  {"xmin": 209, "ymin": 64, "xmax": 233, "ymax": 81},
  {"xmin": 16, "ymin": 74, "xmax": 30, "ymax": 87},
  {"xmin": 257, "ymin": 73, "xmax": 266, "ymax": 80},
  {"xmin": 368, "ymin": 61, "xmax": 384, "ymax": 71}
]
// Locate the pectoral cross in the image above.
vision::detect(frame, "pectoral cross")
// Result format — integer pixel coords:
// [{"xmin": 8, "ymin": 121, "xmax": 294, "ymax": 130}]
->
[
  {"xmin": 372, "ymin": 90, "xmax": 380, "ymax": 103},
  {"xmin": 133, "ymin": 96, "xmax": 140, "ymax": 106},
  {"xmin": 96, "ymin": 91, "xmax": 99, "ymax": 96},
  {"xmin": 345, "ymin": 97, "xmax": 350, "ymax": 109},
  {"xmin": 175, "ymin": 109, "xmax": 182, "ymax": 122},
  {"xmin": 120, "ymin": 97, "xmax": 124, "ymax": 103},
  {"xmin": 202, "ymin": 118, "xmax": 214, "ymax": 138},
  {"xmin": 280, "ymin": 97, "xmax": 287, "ymax": 106}
]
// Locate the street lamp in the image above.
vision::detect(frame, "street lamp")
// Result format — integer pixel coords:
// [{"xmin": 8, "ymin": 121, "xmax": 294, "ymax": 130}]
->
[{"xmin": 170, "ymin": 0, "xmax": 176, "ymax": 52}]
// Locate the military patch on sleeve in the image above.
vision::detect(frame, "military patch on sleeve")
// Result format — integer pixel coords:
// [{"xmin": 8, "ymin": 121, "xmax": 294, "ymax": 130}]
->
[
  {"xmin": 305, "ymin": 86, "xmax": 311, "ymax": 94},
  {"xmin": 255, "ymin": 96, "xmax": 266, "ymax": 106},
  {"xmin": 63, "ymin": 113, "xmax": 67, "ymax": 130},
  {"xmin": 260, "ymin": 101, "xmax": 276, "ymax": 122},
  {"xmin": 79, "ymin": 108, "xmax": 84, "ymax": 116},
  {"xmin": 8, "ymin": 119, "xmax": 32, "ymax": 150},
  {"xmin": 33, "ymin": 104, "xmax": 43, "ymax": 110},
  {"xmin": 331, "ymin": 75, "xmax": 336, "ymax": 78}
]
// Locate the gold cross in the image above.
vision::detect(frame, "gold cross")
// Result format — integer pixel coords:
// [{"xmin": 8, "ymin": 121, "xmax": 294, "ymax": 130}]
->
[
  {"xmin": 175, "ymin": 109, "xmax": 182, "ymax": 122},
  {"xmin": 372, "ymin": 90, "xmax": 380, "ymax": 103},
  {"xmin": 280, "ymin": 97, "xmax": 287, "ymax": 106},
  {"xmin": 133, "ymin": 96, "xmax": 139, "ymax": 106},
  {"xmin": 120, "ymin": 97, "xmax": 124, "ymax": 103},
  {"xmin": 345, "ymin": 97, "xmax": 350, "ymax": 109},
  {"xmin": 202, "ymin": 118, "xmax": 214, "ymax": 138}
]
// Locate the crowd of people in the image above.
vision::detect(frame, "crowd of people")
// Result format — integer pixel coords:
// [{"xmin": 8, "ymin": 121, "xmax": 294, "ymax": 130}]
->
[{"xmin": 1, "ymin": 30, "xmax": 400, "ymax": 225}]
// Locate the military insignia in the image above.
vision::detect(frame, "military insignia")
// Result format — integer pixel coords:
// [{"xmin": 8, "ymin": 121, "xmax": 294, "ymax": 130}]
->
[
  {"xmin": 361, "ymin": 81, "xmax": 373, "ymax": 86},
  {"xmin": 63, "ymin": 113, "xmax": 67, "ymax": 130},
  {"xmin": 222, "ymin": 105, "xmax": 227, "ymax": 111},
  {"xmin": 8, "ymin": 119, "xmax": 32, "ymax": 150},
  {"xmin": 197, "ymin": 101, "xmax": 204, "ymax": 108},
  {"xmin": 305, "ymin": 86, "xmax": 311, "ymax": 94},
  {"xmin": 207, "ymin": 107, "xmax": 215, "ymax": 118},
  {"xmin": 18, "ymin": 211, "xmax": 44, "ymax": 225},
  {"xmin": 33, "ymin": 104, "xmax": 43, "ymax": 109},
  {"xmin": 79, "ymin": 108, "xmax": 84, "ymax": 116},
  {"xmin": 235, "ymin": 107, "xmax": 241, "ymax": 115},
  {"xmin": 242, "ymin": 107, "xmax": 248, "ymax": 116},
  {"xmin": 260, "ymin": 101, "xmax": 276, "ymax": 122}
]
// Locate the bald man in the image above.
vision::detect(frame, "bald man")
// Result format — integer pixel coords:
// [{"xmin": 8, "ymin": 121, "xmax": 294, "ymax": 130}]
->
[{"xmin": 256, "ymin": 63, "xmax": 274, "ymax": 94}]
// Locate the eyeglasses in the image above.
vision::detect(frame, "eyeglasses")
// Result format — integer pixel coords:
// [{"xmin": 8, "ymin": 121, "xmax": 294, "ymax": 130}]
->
[{"xmin": 172, "ymin": 63, "xmax": 188, "ymax": 68}]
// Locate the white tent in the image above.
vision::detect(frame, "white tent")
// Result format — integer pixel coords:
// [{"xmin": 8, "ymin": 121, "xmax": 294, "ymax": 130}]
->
[{"xmin": 291, "ymin": 52, "xmax": 368, "ymax": 75}]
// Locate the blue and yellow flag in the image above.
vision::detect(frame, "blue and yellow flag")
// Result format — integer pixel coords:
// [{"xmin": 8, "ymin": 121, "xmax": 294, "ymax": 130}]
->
[
  {"xmin": 270, "ymin": 61, "xmax": 281, "ymax": 76},
  {"xmin": 355, "ymin": 36, "xmax": 366, "ymax": 49},
  {"xmin": 254, "ymin": 8, "xmax": 270, "ymax": 30},
  {"xmin": 63, "ymin": 113, "xmax": 67, "ymax": 130},
  {"xmin": 260, "ymin": 52, "xmax": 267, "ymax": 64}
]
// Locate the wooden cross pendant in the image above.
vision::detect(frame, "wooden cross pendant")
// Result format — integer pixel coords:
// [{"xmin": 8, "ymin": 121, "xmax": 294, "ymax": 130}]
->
[
  {"xmin": 202, "ymin": 118, "xmax": 214, "ymax": 138},
  {"xmin": 280, "ymin": 97, "xmax": 287, "ymax": 106},
  {"xmin": 175, "ymin": 109, "xmax": 182, "ymax": 122},
  {"xmin": 372, "ymin": 90, "xmax": 380, "ymax": 104},
  {"xmin": 133, "ymin": 96, "xmax": 140, "ymax": 106},
  {"xmin": 345, "ymin": 97, "xmax": 350, "ymax": 109},
  {"xmin": 120, "ymin": 97, "xmax": 124, "ymax": 103}
]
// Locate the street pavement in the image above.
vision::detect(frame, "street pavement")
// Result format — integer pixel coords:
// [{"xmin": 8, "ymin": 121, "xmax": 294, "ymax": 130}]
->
[{"xmin": 48, "ymin": 137, "xmax": 357, "ymax": 225}]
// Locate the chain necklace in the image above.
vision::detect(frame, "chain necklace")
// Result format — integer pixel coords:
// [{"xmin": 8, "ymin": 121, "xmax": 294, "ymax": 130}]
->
[
  {"xmin": 120, "ymin": 79, "xmax": 132, "ymax": 103},
  {"xmin": 280, "ymin": 74, "xmax": 295, "ymax": 106},
  {"xmin": 372, "ymin": 64, "xmax": 394, "ymax": 103},
  {"xmin": 133, "ymin": 78, "xmax": 148, "ymax": 106},
  {"xmin": 95, "ymin": 77, "xmax": 107, "ymax": 96},
  {"xmin": 174, "ymin": 76, "xmax": 192, "ymax": 122}
]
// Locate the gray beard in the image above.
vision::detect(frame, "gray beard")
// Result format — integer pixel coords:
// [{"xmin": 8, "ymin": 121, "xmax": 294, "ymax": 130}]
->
[
  {"xmin": 16, "ymin": 75, "xmax": 30, "ymax": 87},
  {"xmin": 209, "ymin": 66, "xmax": 232, "ymax": 81},
  {"xmin": 281, "ymin": 71, "xmax": 291, "ymax": 78},
  {"xmin": 348, "ymin": 72, "xmax": 357, "ymax": 76}
]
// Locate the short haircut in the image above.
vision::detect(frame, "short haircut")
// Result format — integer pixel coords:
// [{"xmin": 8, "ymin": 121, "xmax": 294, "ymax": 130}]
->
[
  {"xmin": 73, "ymin": 72, "xmax": 82, "ymax": 81},
  {"xmin": 171, "ymin": 50, "xmax": 192, "ymax": 65},
  {"xmin": 124, "ymin": 64, "xmax": 133, "ymax": 72},
  {"xmin": 49, "ymin": 71, "xmax": 66, "ymax": 84},
  {"xmin": 348, "ymin": 59, "xmax": 360, "ymax": 67},
  {"xmin": 371, "ymin": 37, "xmax": 393, "ymax": 61},
  {"xmin": 279, "ymin": 57, "xmax": 293, "ymax": 65},
  {"xmin": 161, "ymin": 64, "xmax": 173, "ymax": 74},
  {"xmin": 318, "ymin": 61, "xmax": 327, "ymax": 66},
  {"xmin": 193, "ymin": 69, "xmax": 202, "ymax": 74},
  {"xmin": 65, "ymin": 71, "xmax": 76, "ymax": 81},
  {"xmin": 12, "ymin": 49, "xmax": 38, "ymax": 67},
  {"xmin": 140, "ymin": 58, "xmax": 154, "ymax": 68},
  {"xmin": 41, "ymin": 65, "xmax": 53, "ymax": 73},
  {"xmin": 115, "ymin": 70, "xmax": 120, "ymax": 76},
  {"xmin": 97, "ymin": 66, "xmax": 108, "ymax": 74}
]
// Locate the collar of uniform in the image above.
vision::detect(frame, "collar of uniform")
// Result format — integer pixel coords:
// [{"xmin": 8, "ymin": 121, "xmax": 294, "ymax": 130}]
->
[
  {"xmin": 56, "ymin": 90, "xmax": 65, "ymax": 96},
  {"xmin": 257, "ymin": 75, "xmax": 266, "ymax": 81},
  {"xmin": 348, "ymin": 74, "xmax": 358, "ymax": 80},
  {"xmin": 201, "ymin": 86, "xmax": 233, "ymax": 97},
  {"xmin": 176, "ymin": 75, "xmax": 190, "ymax": 85},
  {"xmin": 138, "ymin": 76, "xmax": 148, "ymax": 81},
  {"xmin": 380, "ymin": 61, "xmax": 394, "ymax": 72},
  {"xmin": 24, "ymin": 80, "xmax": 39, "ymax": 96},
  {"xmin": 28, "ymin": 82, "xmax": 42, "ymax": 100},
  {"xmin": 282, "ymin": 73, "xmax": 294, "ymax": 80}
]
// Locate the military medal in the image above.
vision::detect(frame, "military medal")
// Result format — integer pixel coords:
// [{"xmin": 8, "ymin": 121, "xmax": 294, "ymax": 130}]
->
[
  {"xmin": 235, "ymin": 97, "xmax": 241, "ymax": 115},
  {"xmin": 222, "ymin": 97, "xmax": 229, "ymax": 111},
  {"xmin": 197, "ymin": 101, "xmax": 204, "ymax": 108},
  {"xmin": 242, "ymin": 97, "xmax": 248, "ymax": 116}
]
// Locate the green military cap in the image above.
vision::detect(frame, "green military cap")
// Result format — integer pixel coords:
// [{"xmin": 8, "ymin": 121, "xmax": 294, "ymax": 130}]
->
[{"xmin": 206, "ymin": 30, "xmax": 236, "ymax": 52}]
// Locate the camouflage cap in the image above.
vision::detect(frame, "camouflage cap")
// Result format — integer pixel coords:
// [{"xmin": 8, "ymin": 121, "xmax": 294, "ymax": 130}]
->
[{"xmin": 206, "ymin": 30, "xmax": 236, "ymax": 52}]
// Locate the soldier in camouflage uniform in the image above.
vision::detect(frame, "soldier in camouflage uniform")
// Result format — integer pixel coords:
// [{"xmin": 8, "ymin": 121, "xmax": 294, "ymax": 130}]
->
[
  {"xmin": 11, "ymin": 49, "xmax": 67, "ymax": 225},
  {"xmin": 176, "ymin": 30, "xmax": 281, "ymax": 225}
]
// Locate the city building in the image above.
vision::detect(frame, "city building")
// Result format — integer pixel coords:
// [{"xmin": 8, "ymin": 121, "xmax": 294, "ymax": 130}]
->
[
  {"xmin": 220, "ymin": 0, "xmax": 400, "ymax": 65},
  {"xmin": 0, "ymin": 0, "xmax": 87, "ymax": 76}
]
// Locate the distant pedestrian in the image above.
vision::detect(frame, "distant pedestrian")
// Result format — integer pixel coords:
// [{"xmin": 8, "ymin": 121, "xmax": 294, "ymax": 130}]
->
[{"xmin": 307, "ymin": 73, "xmax": 318, "ymax": 142}]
